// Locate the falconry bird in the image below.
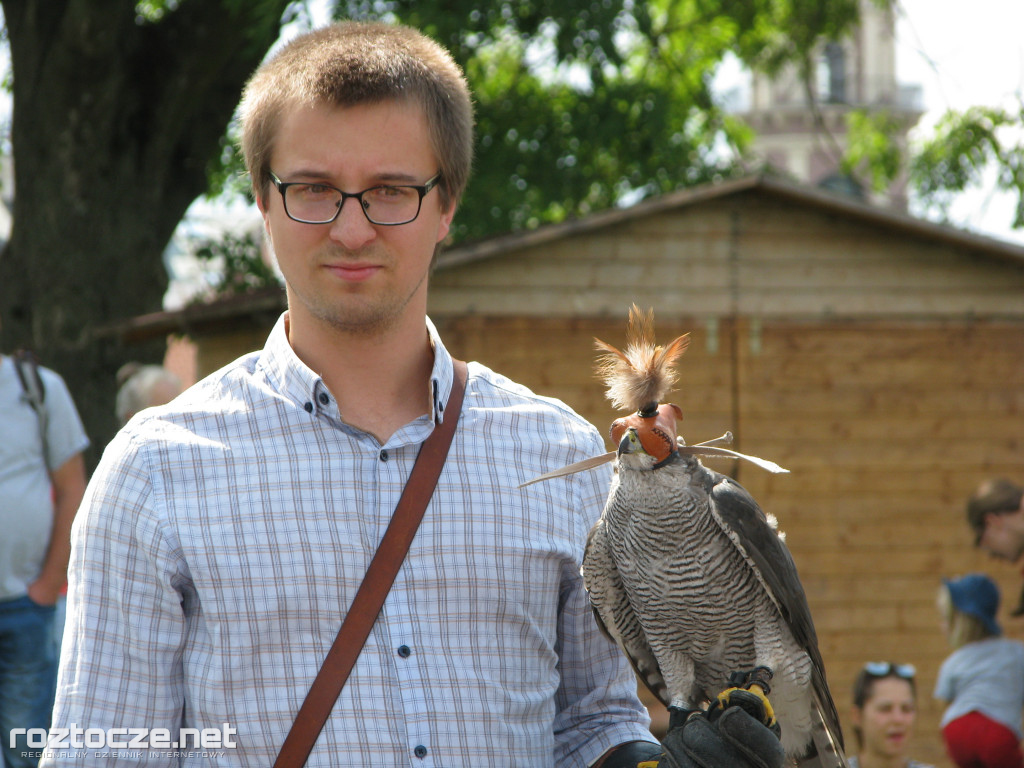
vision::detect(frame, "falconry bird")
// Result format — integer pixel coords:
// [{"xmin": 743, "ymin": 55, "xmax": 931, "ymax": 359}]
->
[{"xmin": 576, "ymin": 306, "xmax": 847, "ymax": 767}]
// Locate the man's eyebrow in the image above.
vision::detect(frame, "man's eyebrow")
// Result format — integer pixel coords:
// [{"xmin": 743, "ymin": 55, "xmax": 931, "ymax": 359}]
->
[
  {"xmin": 370, "ymin": 171, "xmax": 423, "ymax": 184},
  {"xmin": 279, "ymin": 169, "xmax": 422, "ymax": 185}
]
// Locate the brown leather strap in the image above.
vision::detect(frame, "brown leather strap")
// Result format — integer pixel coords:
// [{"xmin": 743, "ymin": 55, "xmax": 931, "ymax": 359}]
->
[{"xmin": 273, "ymin": 359, "xmax": 469, "ymax": 768}]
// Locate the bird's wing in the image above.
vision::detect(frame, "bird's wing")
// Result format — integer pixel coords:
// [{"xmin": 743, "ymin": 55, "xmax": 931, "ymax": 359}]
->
[
  {"xmin": 705, "ymin": 471, "xmax": 846, "ymax": 757},
  {"xmin": 582, "ymin": 519, "xmax": 670, "ymax": 706}
]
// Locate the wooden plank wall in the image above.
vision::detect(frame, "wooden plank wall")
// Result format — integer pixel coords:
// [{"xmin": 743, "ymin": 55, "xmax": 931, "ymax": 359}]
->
[
  {"xmin": 739, "ymin": 319, "xmax": 1024, "ymax": 766},
  {"xmin": 435, "ymin": 313, "xmax": 1024, "ymax": 767}
]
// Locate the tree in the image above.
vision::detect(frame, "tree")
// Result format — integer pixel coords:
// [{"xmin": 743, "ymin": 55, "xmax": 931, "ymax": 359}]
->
[
  {"xmin": 0, "ymin": 0, "xmax": 295, "ymax": 464},
  {"xmin": 847, "ymin": 103, "xmax": 1024, "ymax": 228}
]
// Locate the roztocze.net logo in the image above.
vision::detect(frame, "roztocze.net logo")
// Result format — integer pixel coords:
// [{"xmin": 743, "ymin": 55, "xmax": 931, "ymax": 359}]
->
[{"xmin": 11, "ymin": 723, "xmax": 237, "ymax": 757}]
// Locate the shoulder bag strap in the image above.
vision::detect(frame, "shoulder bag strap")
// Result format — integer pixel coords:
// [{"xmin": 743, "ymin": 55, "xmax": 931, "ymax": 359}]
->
[
  {"xmin": 12, "ymin": 350, "xmax": 50, "ymax": 464},
  {"xmin": 272, "ymin": 359, "xmax": 469, "ymax": 768}
]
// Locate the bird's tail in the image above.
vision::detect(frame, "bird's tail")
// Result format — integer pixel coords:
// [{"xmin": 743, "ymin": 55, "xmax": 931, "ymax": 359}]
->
[
  {"xmin": 594, "ymin": 304, "xmax": 689, "ymax": 413},
  {"xmin": 793, "ymin": 692, "xmax": 849, "ymax": 768}
]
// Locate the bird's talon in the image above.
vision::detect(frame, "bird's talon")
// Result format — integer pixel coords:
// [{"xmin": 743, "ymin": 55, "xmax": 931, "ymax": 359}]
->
[
  {"xmin": 716, "ymin": 686, "xmax": 740, "ymax": 709},
  {"xmin": 745, "ymin": 683, "xmax": 777, "ymax": 727},
  {"xmin": 716, "ymin": 684, "xmax": 777, "ymax": 728}
]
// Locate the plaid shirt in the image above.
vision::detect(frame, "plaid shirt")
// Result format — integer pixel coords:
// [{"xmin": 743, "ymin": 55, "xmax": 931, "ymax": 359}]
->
[{"xmin": 46, "ymin": 314, "xmax": 653, "ymax": 768}]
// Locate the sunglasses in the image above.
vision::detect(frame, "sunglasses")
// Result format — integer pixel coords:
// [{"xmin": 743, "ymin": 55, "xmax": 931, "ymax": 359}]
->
[{"xmin": 862, "ymin": 661, "xmax": 915, "ymax": 679}]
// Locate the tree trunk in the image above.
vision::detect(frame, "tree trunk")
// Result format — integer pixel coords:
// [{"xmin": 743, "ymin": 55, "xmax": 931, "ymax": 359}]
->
[{"xmin": 0, "ymin": 0, "xmax": 291, "ymax": 467}]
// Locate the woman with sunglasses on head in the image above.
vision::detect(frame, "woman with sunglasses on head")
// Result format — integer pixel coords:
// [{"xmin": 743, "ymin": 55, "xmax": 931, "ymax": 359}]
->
[{"xmin": 850, "ymin": 662, "xmax": 934, "ymax": 768}]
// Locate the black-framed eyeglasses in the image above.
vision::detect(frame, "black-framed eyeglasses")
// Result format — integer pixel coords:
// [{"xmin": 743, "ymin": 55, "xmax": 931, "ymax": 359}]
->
[
  {"xmin": 862, "ymin": 661, "xmax": 915, "ymax": 679},
  {"xmin": 269, "ymin": 171, "xmax": 442, "ymax": 226}
]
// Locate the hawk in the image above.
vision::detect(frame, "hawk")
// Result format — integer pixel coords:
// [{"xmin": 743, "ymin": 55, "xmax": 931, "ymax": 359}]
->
[{"xmin": 578, "ymin": 306, "xmax": 847, "ymax": 767}]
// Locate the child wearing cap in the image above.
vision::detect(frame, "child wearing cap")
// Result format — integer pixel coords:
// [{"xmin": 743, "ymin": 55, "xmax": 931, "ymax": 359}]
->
[{"xmin": 935, "ymin": 573, "xmax": 1024, "ymax": 768}]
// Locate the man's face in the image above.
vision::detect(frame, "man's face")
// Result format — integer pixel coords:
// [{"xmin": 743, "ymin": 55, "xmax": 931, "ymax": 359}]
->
[
  {"xmin": 978, "ymin": 511, "xmax": 1024, "ymax": 562},
  {"xmin": 258, "ymin": 100, "xmax": 454, "ymax": 340}
]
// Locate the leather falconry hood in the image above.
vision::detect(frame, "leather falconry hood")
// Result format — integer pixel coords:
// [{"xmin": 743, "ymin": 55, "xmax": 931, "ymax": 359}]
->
[{"xmin": 610, "ymin": 402, "xmax": 684, "ymax": 464}]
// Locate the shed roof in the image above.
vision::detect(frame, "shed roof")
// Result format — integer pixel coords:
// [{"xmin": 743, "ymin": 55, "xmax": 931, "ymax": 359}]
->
[{"xmin": 437, "ymin": 174, "xmax": 1024, "ymax": 271}]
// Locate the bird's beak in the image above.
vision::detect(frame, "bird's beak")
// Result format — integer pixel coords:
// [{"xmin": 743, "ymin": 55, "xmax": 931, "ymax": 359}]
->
[{"xmin": 617, "ymin": 429, "xmax": 639, "ymax": 457}]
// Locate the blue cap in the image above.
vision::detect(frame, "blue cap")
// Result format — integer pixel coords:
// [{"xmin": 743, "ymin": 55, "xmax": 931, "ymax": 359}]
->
[{"xmin": 945, "ymin": 573, "xmax": 1001, "ymax": 636}]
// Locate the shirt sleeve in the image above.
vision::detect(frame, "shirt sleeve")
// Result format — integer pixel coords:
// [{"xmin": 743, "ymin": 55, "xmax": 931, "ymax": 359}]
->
[
  {"xmin": 39, "ymin": 367, "xmax": 90, "ymax": 471},
  {"xmin": 43, "ymin": 430, "xmax": 191, "ymax": 768},
  {"xmin": 552, "ymin": 431, "xmax": 657, "ymax": 767},
  {"xmin": 933, "ymin": 654, "xmax": 955, "ymax": 702}
]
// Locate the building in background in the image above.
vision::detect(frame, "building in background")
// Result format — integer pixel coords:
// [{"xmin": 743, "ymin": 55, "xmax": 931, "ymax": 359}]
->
[{"xmin": 741, "ymin": 0, "xmax": 923, "ymax": 209}]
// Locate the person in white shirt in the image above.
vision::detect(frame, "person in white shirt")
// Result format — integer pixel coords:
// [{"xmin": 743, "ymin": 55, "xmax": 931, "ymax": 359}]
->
[{"xmin": 0, "ymin": 342, "xmax": 88, "ymax": 768}]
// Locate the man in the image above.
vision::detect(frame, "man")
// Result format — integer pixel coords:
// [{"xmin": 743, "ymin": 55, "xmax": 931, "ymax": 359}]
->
[
  {"xmin": 0, "ymin": 341, "xmax": 88, "ymax": 768},
  {"xmin": 967, "ymin": 478, "xmax": 1024, "ymax": 618},
  {"xmin": 114, "ymin": 363, "xmax": 183, "ymax": 426},
  {"xmin": 44, "ymin": 22, "xmax": 781, "ymax": 768},
  {"xmin": 968, "ymin": 478, "xmax": 1024, "ymax": 562}
]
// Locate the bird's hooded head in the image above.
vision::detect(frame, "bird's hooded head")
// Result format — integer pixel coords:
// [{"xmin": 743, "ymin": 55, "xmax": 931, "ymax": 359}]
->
[{"xmin": 595, "ymin": 305, "xmax": 689, "ymax": 469}]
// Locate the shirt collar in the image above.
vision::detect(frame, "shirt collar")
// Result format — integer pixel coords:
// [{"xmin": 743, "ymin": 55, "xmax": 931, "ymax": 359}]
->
[
  {"xmin": 258, "ymin": 312, "xmax": 458, "ymax": 425},
  {"xmin": 425, "ymin": 315, "xmax": 457, "ymax": 426}
]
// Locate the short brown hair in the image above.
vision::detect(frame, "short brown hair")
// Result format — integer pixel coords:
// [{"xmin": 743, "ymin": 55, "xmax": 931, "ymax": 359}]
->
[
  {"xmin": 239, "ymin": 21, "xmax": 474, "ymax": 213},
  {"xmin": 966, "ymin": 478, "xmax": 1023, "ymax": 544}
]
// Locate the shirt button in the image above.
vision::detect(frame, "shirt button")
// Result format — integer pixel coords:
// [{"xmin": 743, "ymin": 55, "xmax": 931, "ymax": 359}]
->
[
  {"xmin": 413, "ymin": 745, "xmax": 428, "ymax": 759},
  {"xmin": 397, "ymin": 645, "xmax": 411, "ymax": 658},
  {"xmin": 303, "ymin": 402, "xmax": 313, "ymax": 413},
  {"xmin": 318, "ymin": 392, "xmax": 329, "ymax": 406},
  {"xmin": 379, "ymin": 449, "xmax": 389, "ymax": 462}
]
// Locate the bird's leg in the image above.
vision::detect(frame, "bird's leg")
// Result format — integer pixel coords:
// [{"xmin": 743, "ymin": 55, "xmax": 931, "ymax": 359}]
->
[
  {"xmin": 709, "ymin": 667, "xmax": 778, "ymax": 730},
  {"xmin": 739, "ymin": 666, "xmax": 775, "ymax": 698}
]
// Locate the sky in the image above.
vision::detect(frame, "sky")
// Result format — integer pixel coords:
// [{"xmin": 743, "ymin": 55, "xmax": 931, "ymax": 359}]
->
[{"xmin": 892, "ymin": 0, "xmax": 1024, "ymax": 245}]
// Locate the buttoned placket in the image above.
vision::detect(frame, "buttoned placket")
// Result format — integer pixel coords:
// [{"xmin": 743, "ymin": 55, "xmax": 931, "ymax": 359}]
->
[{"xmin": 304, "ymin": 374, "xmax": 446, "ymax": 767}]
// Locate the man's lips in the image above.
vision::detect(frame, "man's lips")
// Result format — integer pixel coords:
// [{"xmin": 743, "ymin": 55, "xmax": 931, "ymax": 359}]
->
[{"xmin": 325, "ymin": 262, "xmax": 381, "ymax": 282}]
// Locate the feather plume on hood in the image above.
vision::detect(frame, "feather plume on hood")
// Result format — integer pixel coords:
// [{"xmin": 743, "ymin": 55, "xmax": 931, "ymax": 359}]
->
[
  {"xmin": 594, "ymin": 305, "xmax": 690, "ymax": 463},
  {"xmin": 594, "ymin": 304, "xmax": 690, "ymax": 414}
]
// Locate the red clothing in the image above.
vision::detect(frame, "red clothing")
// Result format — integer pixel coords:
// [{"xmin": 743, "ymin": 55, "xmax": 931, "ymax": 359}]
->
[{"xmin": 943, "ymin": 711, "xmax": 1024, "ymax": 768}]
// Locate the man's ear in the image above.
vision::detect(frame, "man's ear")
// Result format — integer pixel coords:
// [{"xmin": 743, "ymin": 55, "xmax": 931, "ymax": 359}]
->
[
  {"xmin": 435, "ymin": 202, "xmax": 456, "ymax": 245},
  {"xmin": 256, "ymin": 194, "xmax": 275, "ymax": 242}
]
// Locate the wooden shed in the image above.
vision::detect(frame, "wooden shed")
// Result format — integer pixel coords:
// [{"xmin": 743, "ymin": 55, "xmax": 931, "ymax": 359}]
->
[{"xmin": 128, "ymin": 174, "xmax": 1024, "ymax": 765}]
